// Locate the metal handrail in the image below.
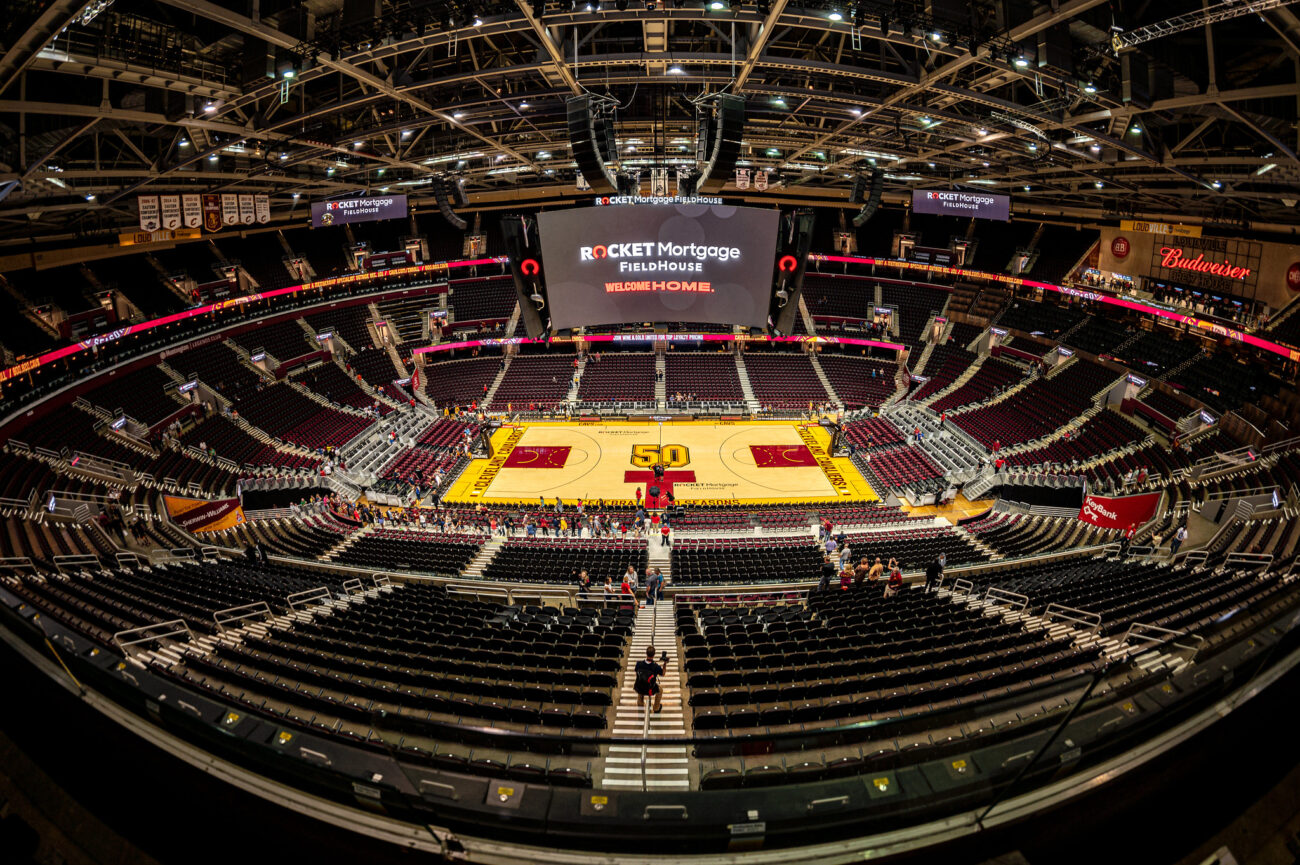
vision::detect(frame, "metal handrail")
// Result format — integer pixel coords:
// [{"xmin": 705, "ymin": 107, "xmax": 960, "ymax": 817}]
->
[
  {"xmin": 1224, "ymin": 552, "xmax": 1273, "ymax": 568},
  {"xmin": 1122, "ymin": 622, "xmax": 1206, "ymax": 660},
  {"xmin": 213, "ymin": 601, "xmax": 274, "ymax": 632},
  {"xmin": 1043, "ymin": 603, "xmax": 1102, "ymax": 633},
  {"xmin": 0, "ymin": 556, "xmax": 37, "ymax": 573},
  {"xmin": 983, "ymin": 587, "xmax": 1029, "ymax": 611},
  {"xmin": 286, "ymin": 586, "xmax": 333, "ymax": 610},
  {"xmin": 52, "ymin": 554, "xmax": 102, "ymax": 574},
  {"xmin": 112, "ymin": 619, "xmax": 194, "ymax": 654},
  {"xmin": 951, "ymin": 578, "xmax": 975, "ymax": 597}
]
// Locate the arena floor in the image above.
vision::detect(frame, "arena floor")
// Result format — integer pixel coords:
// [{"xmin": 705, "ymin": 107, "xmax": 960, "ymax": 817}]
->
[{"xmin": 443, "ymin": 419, "xmax": 878, "ymax": 507}]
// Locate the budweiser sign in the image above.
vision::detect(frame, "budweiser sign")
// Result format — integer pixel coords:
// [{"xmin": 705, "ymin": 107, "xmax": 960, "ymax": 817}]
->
[{"xmin": 1158, "ymin": 246, "xmax": 1251, "ymax": 280}]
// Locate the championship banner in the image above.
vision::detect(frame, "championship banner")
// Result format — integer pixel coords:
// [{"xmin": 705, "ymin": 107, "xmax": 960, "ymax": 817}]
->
[
  {"xmin": 160, "ymin": 194, "xmax": 182, "ymax": 229},
  {"xmin": 238, "ymin": 194, "xmax": 256, "ymax": 225},
  {"xmin": 137, "ymin": 195, "xmax": 160, "ymax": 231},
  {"xmin": 254, "ymin": 193, "xmax": 270, "ymax": 224},
  {"xmin": 753, "ymin": 170, "xmax": 768, "ymax": 191},
  {"xmin": 202, "ymin": 194, "xmax": 222, "ymax": 231},
  {"xmin": 163, "ymin": 494, "xmax": 246, "ymax": 534},
  {"xmin": 220, "ymin": 193, "xmax": 239, "ymax": 226},
  {"xmin": 735, "ymin": 168, "xmax": 750, "ymax": 190},
  {"xmin": 182, "ymin": 194, "xmax": 202, "ymax": 228},
  {"xmin": 1077, "ymin": 491, "xmax": 1161, "ymax": 530}
]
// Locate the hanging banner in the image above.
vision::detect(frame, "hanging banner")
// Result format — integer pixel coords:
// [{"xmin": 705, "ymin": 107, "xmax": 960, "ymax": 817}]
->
[
  {"xmin": 202, "ymin": 194, "xmax": 222, "ymax": 231},
  {"xmin": 254, "ymin": 193, "xmax": 271, "ymax": 224},
  {"xmin": 162, "ymin": 495, "xmax": 246, "ymax": 533},
  {"xmin": 220, "ymin": 194, "xmax": 239, "ymax": 226},
  {"xmin": 137, "ymin": 195, "xmax": 160, "ymax": 231},
  {"xmin": 160, "ymin": 194, "xmax": 182, "ymax": 229},
  {"xmin": 753, "ymin": 171, "xmax": 768, "ymax": 191},
  {"xmin": 181, "ymin": 194, "xmax": 202, "ymax": 228},
  {"xmin": 1077, "ymin": 491, "xmax": 1162, "ymax": 530},
  {"xmin": 238, "ymin": 194, "xmax": 256, "ymax": 225},
  {"xmin": 735, "ymin": 168, "xmax": 751, "ymax": 190}
]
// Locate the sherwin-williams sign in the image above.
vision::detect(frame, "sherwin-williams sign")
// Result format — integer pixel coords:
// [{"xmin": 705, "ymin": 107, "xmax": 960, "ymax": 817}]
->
[
  {"xmin": 311, "ymin": 194, "xmax": 408, "ymax": 228},
  {"xmin": 163, "ymin": 495, "xmax": 246, "ymax": 533},
  {"xmin": 912, "ymin": 189, "xmax": 1009, "ymax": 221}
]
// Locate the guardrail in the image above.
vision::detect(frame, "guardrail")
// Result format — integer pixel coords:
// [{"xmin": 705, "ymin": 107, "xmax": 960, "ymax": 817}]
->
[
  {"xmin": 1122, "ymin": 622, "xmax": 1205, "ymax": 662},
  {"xmin": 213, "ymin": 601, "xmax": 274, "ymax": 633},
  {"xmin": 1224, "ymin": 552, "xmax": 1273, "ymax": 569},
  {"xmin": 52, "ymin": 554, "xmax": 102, "ymax": 574},
  {"xmin": 114, "ymin": 552, "xmax": 144, "ymax": 569},
  {"xmin": 0, "ymin": 556, "xmax": 37, "ymax": 573},
  {"xmin": 1043, "ymin": 603, "xmax": 1102, "ymax": 634},
  {"xmin": 112, "ymin": 619, "xmax": 194, "ymax": 656}
]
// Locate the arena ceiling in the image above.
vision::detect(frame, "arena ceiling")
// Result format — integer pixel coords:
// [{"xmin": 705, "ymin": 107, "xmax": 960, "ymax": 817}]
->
[{"xmin": 1, "ymin": 0, "xmax": 1299, "ymax": 242}]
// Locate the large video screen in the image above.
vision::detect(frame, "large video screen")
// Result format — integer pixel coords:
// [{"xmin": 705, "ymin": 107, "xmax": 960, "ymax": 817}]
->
[
  {"xmin": 310, "ymin": 194, "xmax": 407, "ymax": 228},
  {"xmin": 912, "ymin": 188, "xmax": 1010, "ymax": 221},
  {"xmin": 537, "ymin": 204, "xmax": 780, "ymax": 330}
]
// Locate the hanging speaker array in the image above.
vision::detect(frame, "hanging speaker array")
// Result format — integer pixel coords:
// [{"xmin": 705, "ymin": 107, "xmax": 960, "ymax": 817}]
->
[
  {"xmin": 432, "ymin": 177, "xmax": 467, "ymax": 230},
  {"xmin": 851, "ymin": 168, "xmax": 886, "ymax": 227}
]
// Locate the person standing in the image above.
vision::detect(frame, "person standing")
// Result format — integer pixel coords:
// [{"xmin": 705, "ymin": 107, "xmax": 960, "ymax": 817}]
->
[
  {"xmin": 634, "ymin": 646, "xmax": 668, "ymax": 714},
  {"xmin": 1121, "ymin": 522, "xmax": 1137, "ymax": 556},
  {"xmin": 1171, "ymin": 524, "xmax": 1188, "ymax": 558}
]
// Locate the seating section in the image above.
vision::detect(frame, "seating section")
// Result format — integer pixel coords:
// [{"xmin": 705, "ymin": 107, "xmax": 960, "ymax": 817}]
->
[
  {"xmin": 952, "ymin": 359, "xmax": 1119, "ymax": 449},
  {"xmin": 743, "ymin": 353, "xmax": 830, "ymax": 409},
  {"xmin": 858, "ymin": 446, "xmax": 946, "ymax": 493},
  {"xmin": 664, "ymin": 353, "xmax": 744, "ymax": 403},
  {"xmin": 1065, "ymin": 316, "xmax": 1132, "ymax": 356},
  {"xmin": 219, "ymin": 514, "xmax": 355, "ymax": 557},
  {"xmin": 235, "ymin": 383, "xmax": 373, "ymax": 448},
  {"xmin": 331, "ymin": 530, "xmax": 482, "ymax": 573},
  {"xmin": 1112, "ymin": 330, "xmax": 1200, "ymax": 376},
  {"xmin": 1165, "ymin": 355, "xmax": 1277, "ymax": 415},
  {"xmin": 167, "ymin": 342, "xmax": 264, "ymax": 402},
  {"xmin": 1138, "ymin": 387, "xmax": 1195, "ymax": 422},
  {"xmin": 296, "ymin": 362, "xmax": 375, "ymax": 411},
  {"xmin": 928, "ymin": 357, "xmax": 1025, "ymax": 413},
  {"xmin": 959, "ymin": 511, "xmax": 1114, "ymax": 558},
  {"xmin": 1007, "ymin": 410, "xmax": 1146, "ymax": 468},
  {"xmin": 880, "ymin": 283, "xmax": 949, "ymax": 346},
  {"xmin": 489, "ymin": 354, "xmax": 576, "ymax": 410},
  {"xmin": 995, "ymin": 300, "xmax": 1086, "ymax": 338},
  {"xmin": 843, "ymin": 417, "xmax": 905, "ymax": 450},
  {"xmin": 375, "ymin": 294, "xmax": 436, "ymax": 346},
  {"xmin": 283, "ymin": 226, "xmax": 351, "ymax": 277},
  {"xmin": 349, "ymin": 347, "xmax": 402, "ymax": 387},
  {"xmin": 816, "ymin": 354, "xmax": 896, "ymax": 408},
  {"xmin": 423, "ymin": 357, "xmax": 501, "ymax": 408},
  {"xmin": 685, "ymin": 588, "xmax": 1098, "ymax": 734},
  {"xmin": 840, "ymin": 526, "xmax": 983, "ymax": 568},
  {"xmin": 671, "ymin": 538, "xmax": 822, "ymax": 585},
  {"xmin": 304, "ymin": 306, "xmax": 375, "ymax": 352},
  {"xmin": 448, "ymin": 276, "xmax": 517, "ymax": 322},
  {"xmin": 84, "ymin": 365, "xmax": 185, "ymax": 425},
  {"xmin": 229, "ymin": 320, "xmax": 314, "ymax": 362},
  {"xmin": 802, "ymin": 274, "xmax": 875, "ymax": 319},
  {"xmin": 911, "ymin": 344, "xmax": 975, "ymax": 402},
  {"xmin": 483, "ymin": 538, "xmax": 649, "ymax": 583},
  {"xmin": 92, "ymin": 254, "xmax": 182, "ymax": 316},
  {"xmin": 181, "ymin": 416, "xmax": 318, "ymax": 471},
  {"xmin": 577, "ymin": 353, "xmax": 655, "ymax": 405}
]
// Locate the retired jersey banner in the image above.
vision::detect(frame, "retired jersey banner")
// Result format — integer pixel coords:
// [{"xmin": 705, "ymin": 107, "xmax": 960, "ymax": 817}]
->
[
  {"xmin": 160, "ymin": 195, "xmax": 182, "ymax": 229},
  {"xmin": 221, "ymin": 194, "xmax": 239, "ymax": 226},
  {"xmin": 254, "ymin": 194, "xmax": 271, "ymax": 224},
  {"xmin": 202, "ymin": 194, "xmax": 222, "ymax": 231},
  {"xmin": 137, "ymin": 195, "xmax": 160, "ymax": 231},
  {"xmin": 182, "ymin": 194, "xmax": 202, "ymax": 228},
  {"xmin": 238, "ymin": 194, "xmax": 256, "ymax": 225},
  {"xmin": 163, "ymin": 495, "xmax": 246, "ymax": 534},
  {"xmin": 1077, "ymin": 491, "xmax": 1161, "ymax": 530}
]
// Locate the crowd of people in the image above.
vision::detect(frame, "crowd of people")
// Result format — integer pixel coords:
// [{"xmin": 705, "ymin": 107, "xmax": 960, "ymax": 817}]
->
[{"xmin": 812, "ymin": 518, "xmax": 947, "ymax": 599}]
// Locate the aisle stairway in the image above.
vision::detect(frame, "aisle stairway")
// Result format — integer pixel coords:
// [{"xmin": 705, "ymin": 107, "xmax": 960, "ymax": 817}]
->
[
  {"xmin": 734, "ymin": 353, "xmax": 759, "ymax": 412},
  {"xmin": 599, "ymin": 602, "xmax": 689, "ymax": 790}
]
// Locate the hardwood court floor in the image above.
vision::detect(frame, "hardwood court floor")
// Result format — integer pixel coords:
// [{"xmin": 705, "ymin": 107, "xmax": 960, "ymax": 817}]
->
[{"xmin": 443, "ymin": 419, "xmax": 878, "ymax": 507}]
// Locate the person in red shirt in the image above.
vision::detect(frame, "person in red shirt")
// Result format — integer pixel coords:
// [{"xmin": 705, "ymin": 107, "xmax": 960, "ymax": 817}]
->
[
  {"xmin": 635, "ymin": 487, "xmax": 642, "ymax": 506},
  {"xmin": 885, "ymin": 564, "xmax": 904, "ymax": 598}
]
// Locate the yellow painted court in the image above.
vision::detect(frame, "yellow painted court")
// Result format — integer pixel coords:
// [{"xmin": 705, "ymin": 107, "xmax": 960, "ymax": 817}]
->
[{"xmin": 443, "ymin": 419, "xmax": 879, "ymax": 507}]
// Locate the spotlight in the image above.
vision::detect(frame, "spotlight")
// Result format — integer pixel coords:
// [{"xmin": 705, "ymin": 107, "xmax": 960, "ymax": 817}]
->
[
  {"xmin": 1094, "ymin": 181, "xmax": 1104, "ymax": 189},
  {"xmin": 667, "ymin": 64, "xmax": 684, "ymax": 74},
  {"xmin": 708, "ymin": 0, "xmax": 726, "ymax": 10},
  {"xmin": 1211, "ymin": 180, "xmax": 1222, "ymax": 189},
  {"xmin": 828, "ymin": 9, "xmax": 843, "ymax": 21},
  {"xmin": 929, "ymin": 30, "xmax": 942, "ymax": 41},
  {"xmin": 85, "ymin": 193, "xmax": 95, "ymax": 201},
  {"xmin": 1083, "ymin": 82, "xmax": 1097, "ymax": 94},
  {"xmin": 1013, "ymin": 55, "xmax": 1029, "ymax": 68}
]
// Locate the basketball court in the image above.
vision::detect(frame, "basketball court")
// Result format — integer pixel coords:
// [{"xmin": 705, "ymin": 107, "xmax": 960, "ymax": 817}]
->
[{"xmin": 443, "ymin": 419, "xmax": 878, "ymax": 507}]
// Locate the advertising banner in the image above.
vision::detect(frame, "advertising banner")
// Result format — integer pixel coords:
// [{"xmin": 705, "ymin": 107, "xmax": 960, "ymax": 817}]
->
[
  {"xmin": 254, "ymin": 194, "xmax": 271, "ymax": 224},
  {"xmin": 1077, "ymin": 491, "xmax": 1162, "ymax": 530},
  {"xmin": 160, "ymin": 195, "xmax": 182, "ymax": 230},
  {"xmin": 537, "ymin": 203, "xmax": 780, "ymax": 331},
  {"xmin": 310, "ymin": 194, "xmax": 407, "ymax": 228},
  {"xmin": 912, "ymin": 189, "xmax": 1010, "ymax": 221},
  {"xmin": 163, "ymin": 495, "xmax": 246, "ymax": 533},
  {"xmin": 181, "ymin": 194, "xmax": 202, "ymax": 228},
  {"xmin": 137, "ymin": 195, "xmax": 160, "ymax": 231}
]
